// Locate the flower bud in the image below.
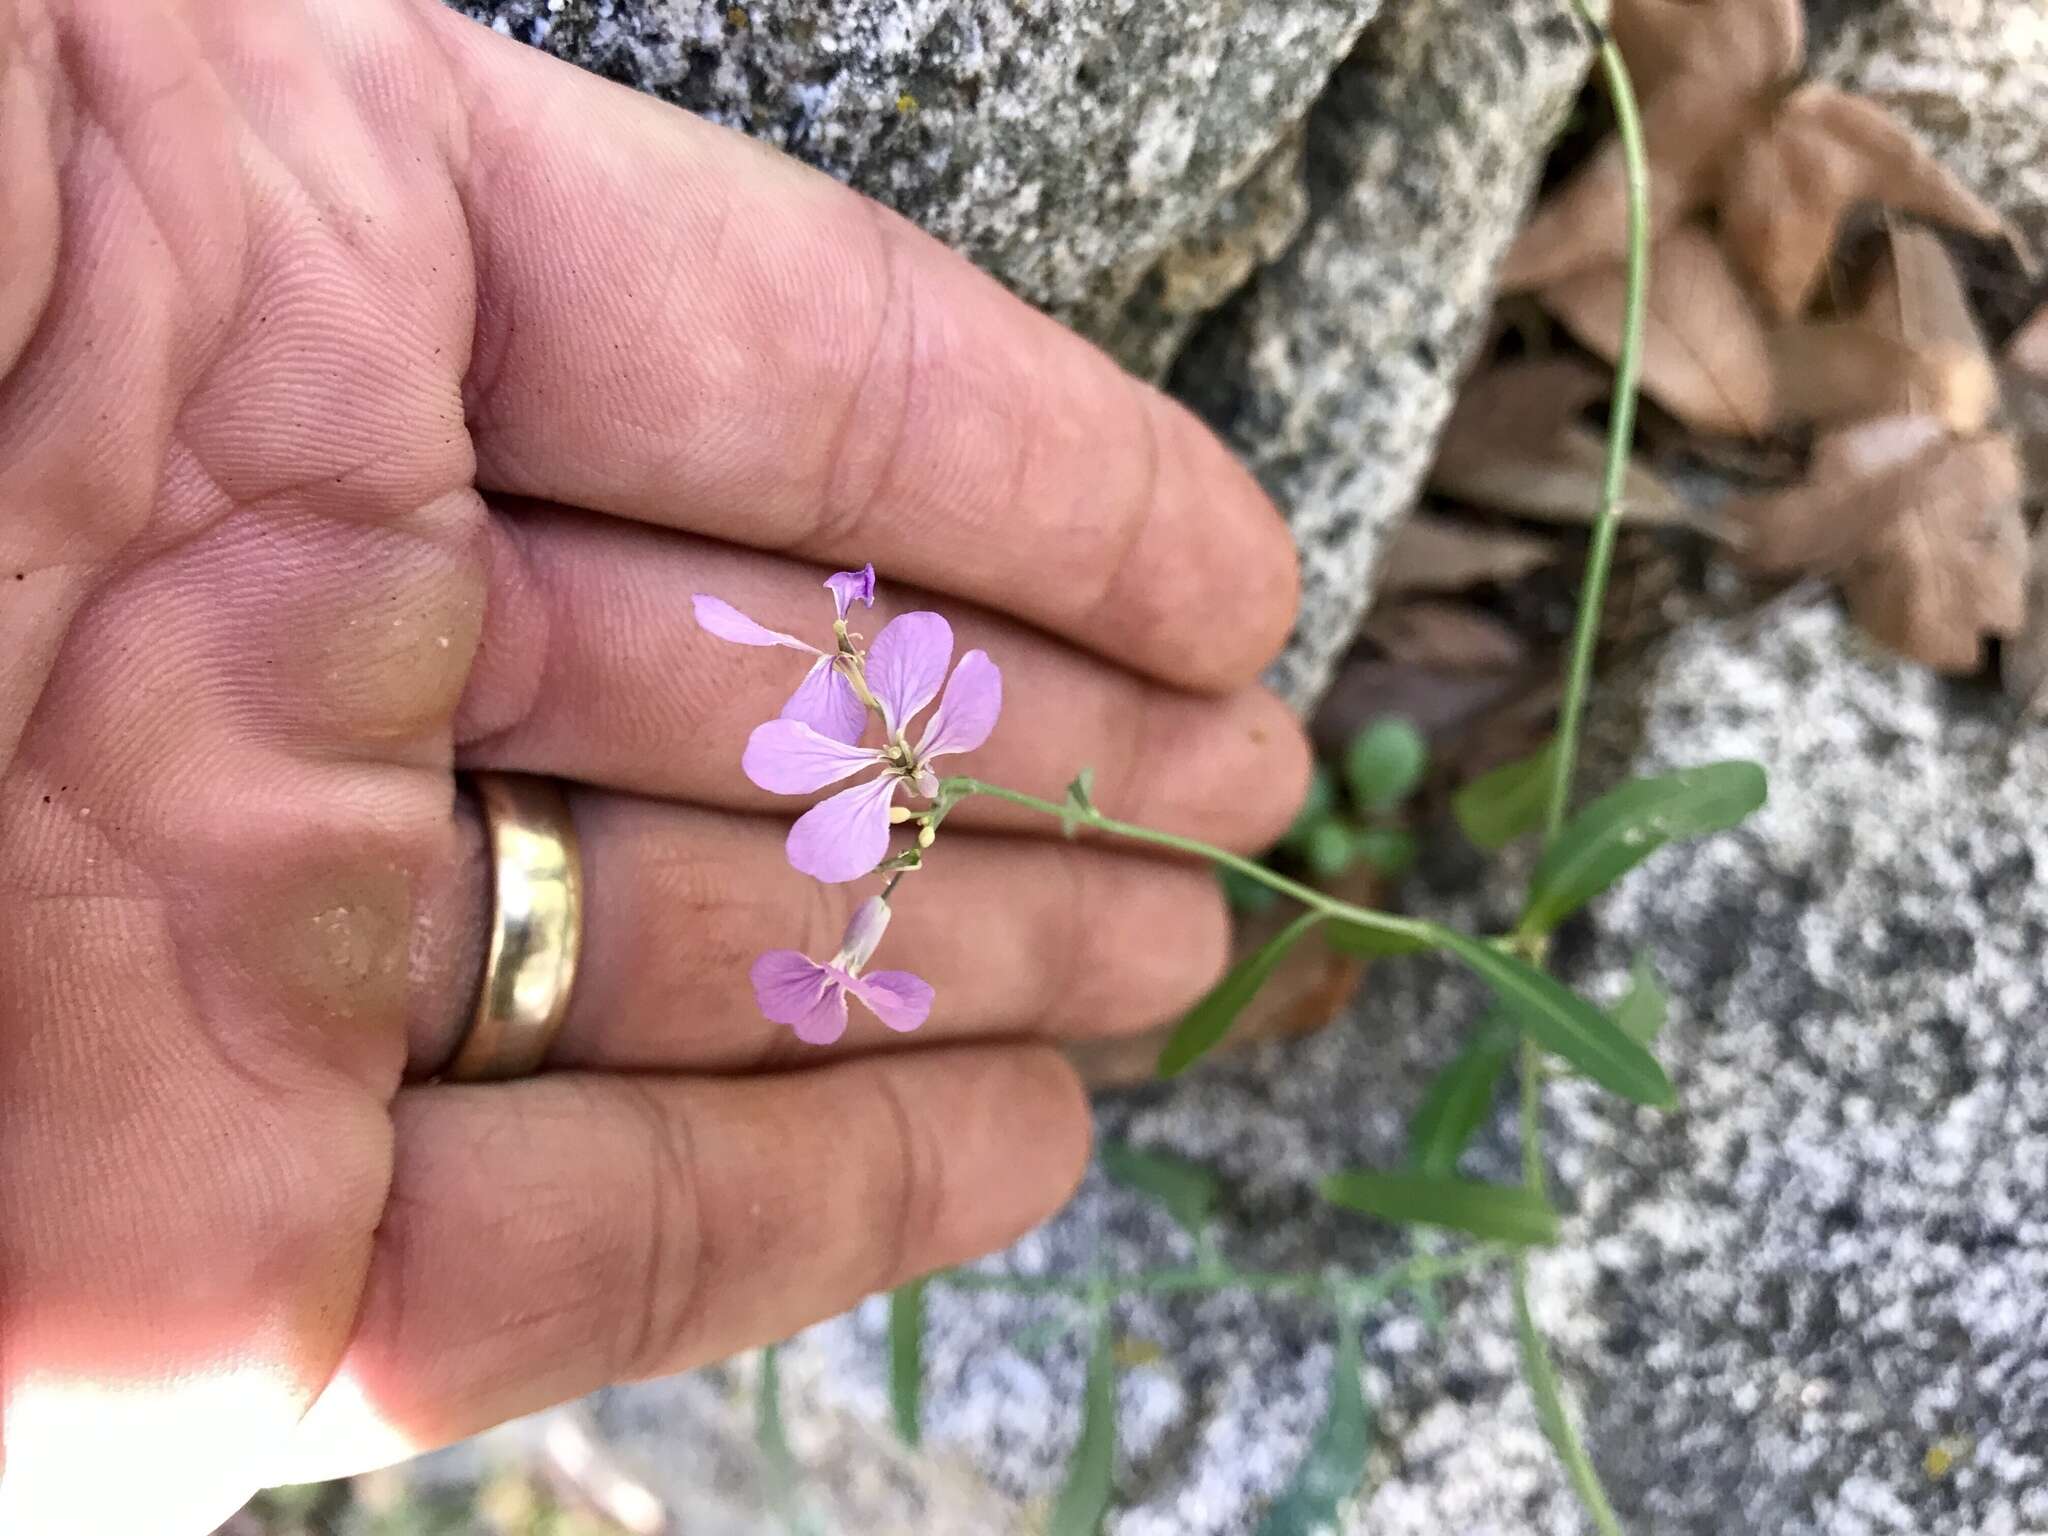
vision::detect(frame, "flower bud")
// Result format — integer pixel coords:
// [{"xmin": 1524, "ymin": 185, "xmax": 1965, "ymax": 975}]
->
[
  {"xmin": 916, "ymin": 824, "xmax": 936, "ymax": 849},
  {"xmin": 888, "ymin": 806, "xmax": 914, "ymax": 824}
]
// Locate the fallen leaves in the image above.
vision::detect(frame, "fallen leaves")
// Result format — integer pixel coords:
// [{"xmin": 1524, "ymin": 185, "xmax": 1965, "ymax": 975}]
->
[
  {"xmin": 1429, "ymin": 357, "xmax": 1691, "ymax": 526},
  {"xmin": 1544, "ymin": 225, "xmax": 1775, "ymax": 437},
  {"xmin": 1454, "ymin": 1, "xmax": 2045, "ymax": 682},
  {"xmin": 1720, "ymin": 85, "xmax": 2013, "ymax": 321}
]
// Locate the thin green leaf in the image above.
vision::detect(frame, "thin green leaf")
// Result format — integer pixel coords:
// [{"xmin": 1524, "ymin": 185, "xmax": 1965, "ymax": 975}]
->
[
  {"xmin": 1345, "ymin": 718, "xmax": 1429, "ymax": 814},
  {"xmin": 1158, "ymin": 911, "xmax": 1324, "ymax": 1078},
  {"xmin": 1254, "ymin": 1316, "xmax": 1372, "ymax": 1535},
  {"xmin": 1352, "ymin": 826, "xmax": 1417, "ymax": 879},
  {"xmin": 1061, "ymin": 768, "xmax": 1098, "ymax": 837},
  {"xmin": 1321, "ymin": 1169, "xmax": 1561, "ymax": 1245},
  {"xmin": 1407, "ymin": 1024, "xmax": 1515, "ymax": 1176},
  {"xmin": 1517, "ymin": 761, "xmax": 1767, "ymax": 937},
  {"xmin": 757, "ymin": 1344, "xmax": 815, "ymax": 1533},
  {"xmin": 1323, "ymin": 918, "xmax": 1439, "ymax": 958},
  {"xmin": 1049, "ymin": 1318, "xmax": 1118, "ymax": 1536},
  {"xmin": 1098, "ymin": 1141, "xmax": 1221, "ymax": 1238},
  {"xmin": 1514, "ymin": 1260, "xmax": 1624, "ymax": 1535},
  {"xmin": 888, "ymin": 1280, "xmax": 926, "ymax": 1447},
  {"xmin": 1611, "ymin": 953, "xmax": 1668, "ymax": 1045},
  {"xmin": 1452, "ymin": 738, "xmax": 1558, "ymax": 850},
  {"xmin": 1435, "ymin": 930, "xmax": 1675, "ymax": 1106}
]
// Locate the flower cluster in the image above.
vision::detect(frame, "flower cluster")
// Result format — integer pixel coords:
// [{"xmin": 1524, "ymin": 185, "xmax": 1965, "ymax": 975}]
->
[{"xmin": 694, "ymin": 566, "xmax": 1001, "ymax": 1041}]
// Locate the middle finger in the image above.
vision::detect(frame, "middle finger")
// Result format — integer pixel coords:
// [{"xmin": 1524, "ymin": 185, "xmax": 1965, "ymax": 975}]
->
[
  {"xmin": 453, "ymin": 502, "xmax": 1311, "ymax": 854},
  {"xmin": 411, "ymin": 791, "xmax": 1234, "ymax": 1075}
]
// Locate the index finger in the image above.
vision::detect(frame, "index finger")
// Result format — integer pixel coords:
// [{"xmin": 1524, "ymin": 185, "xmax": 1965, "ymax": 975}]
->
[{"xmin": 422, "ymin": 6, "xmax": 1298, "ymax": 693}]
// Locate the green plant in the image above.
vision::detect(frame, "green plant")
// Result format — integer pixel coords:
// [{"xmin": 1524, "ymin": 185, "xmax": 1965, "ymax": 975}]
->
[{"xmin": 755, "ymin": 12, "xmax": 1749, "ymax": 1532}]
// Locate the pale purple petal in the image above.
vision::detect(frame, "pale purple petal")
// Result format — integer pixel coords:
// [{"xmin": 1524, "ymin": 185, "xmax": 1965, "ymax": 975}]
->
[
  {"xmin": 825, "ymin": 565, "xmax": 876, "ymax": 620},
  {"xmin": 693, "ymin": 594, "xmax": 818, "ymax": 652},
  {"xmin": 835, "ymin": 896, "xmax": 893, "ymax": 970},
  {"xmin": 780, "ymin": 656, "xmax": 869, "ymax": 743},
  {"xmin": 750, "ymin": 949, "xmax": 832, "ymax": 1019},
  {"xmin": 787, "ymin": 773, "xmax": 902, "ymax": 883},
  {"xmin": 743, "ymin": 719, "xmax": 883, "ymax": 795},
  {"xmin": 846, "ymin": 970, "xmax": 934, "ymax": 1033},
  {"xmin": 915, "ymin": 649, "xmax": 1002, "ymax": 761},
  {"xmin": 865, "ymin": 612, "xmax": 952, "ymax": 737}
]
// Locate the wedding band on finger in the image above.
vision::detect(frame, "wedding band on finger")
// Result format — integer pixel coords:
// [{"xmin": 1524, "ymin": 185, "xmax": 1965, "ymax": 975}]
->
[{"xmin": 446, "ymin": 773, "xmax": 584, "ymax": 1081}]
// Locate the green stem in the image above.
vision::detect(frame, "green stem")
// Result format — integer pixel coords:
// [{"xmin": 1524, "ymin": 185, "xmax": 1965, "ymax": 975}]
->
[
  {"xmin": 942, "ymin": 778, "xmax": 1433, "ymax": 945},
  {"xmin": 1541, "ymin": 11, "xmax": 1651, "ymax": 844},
  {"xmin": 1513, "ymin": 14, "xmax": 1646, "ymax": 1536}
]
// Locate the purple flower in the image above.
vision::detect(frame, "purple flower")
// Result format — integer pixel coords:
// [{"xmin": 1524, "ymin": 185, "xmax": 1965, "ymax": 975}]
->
[
  {"xmin": 692, "ymin": 564, "xmax": 876, "ymax": 742},
  {"xmin": 743, "ymin": 612, "xmax": 1002, "ymax": 883},
  {"xmin": 749, "ymin": 896, "xmax": 933, "ymax": 1043}
]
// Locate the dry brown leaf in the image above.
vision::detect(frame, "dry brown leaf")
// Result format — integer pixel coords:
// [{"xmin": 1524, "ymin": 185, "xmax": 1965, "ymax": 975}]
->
[
  {"xmin": 1719, "ymin": 83, "xmax": 2012, "ymax": 321},
  {"xmin": 2002, "ymin": 522, "xmax": 2048, "ymax": 714},
  {"xmin": 1612, "ymin": 0, "xmax": 1804, "ymax": 100},
  {"xmin": 1501, "ymin": 69, "xmax": 1759, "ymax": 292},
  {"xmin": 1430, "ymin": 357, "xmax": 1694, "ymax": 525},
  {"xmin": 1840, "ymin": 432, "xmax": 2027, "ymax": 673},
  {"xmin": 2009, "ymin": 301, "xmax": 2048, "ymax": 379},
  {"xmin": 1542, "ymin": 224, "xmax": 1776, "ymax": 437},
  {"xmin": 1378, "ymin": 514, "xmax": 1557, "ymax": 596},
  {"xmin": 1728, "ymin": 413, "xmax": 1948, "ymax": 573},
  {"xmin": 1858, "ymin": 223, "xmax": 1988, "ymax": 362},
  {"xmin": 1363, "ymin": 600, "xmax": 1529, "ymax": 671},
  {"xmin": 1769, "ymin": 323, "xmax": 1994, "ymax": 434}
]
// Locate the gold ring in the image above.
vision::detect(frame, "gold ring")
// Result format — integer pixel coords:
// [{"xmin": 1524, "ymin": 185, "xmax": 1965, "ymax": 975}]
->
[{"xmin": 447, "ymin": 773, "xmax": 584, "ymax": 1081}]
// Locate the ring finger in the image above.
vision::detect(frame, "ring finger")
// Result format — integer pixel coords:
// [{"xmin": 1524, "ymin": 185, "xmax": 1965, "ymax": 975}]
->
[{"xmin": 411, "ymin": 790, "xmax": 1234, "ymax": 1075}]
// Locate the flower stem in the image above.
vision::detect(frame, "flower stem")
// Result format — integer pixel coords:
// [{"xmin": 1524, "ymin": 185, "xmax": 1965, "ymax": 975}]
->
[
  {"xmin": 1541, "ymin": 6, "xmax": 1651, "ymax": 844},
  {"xmin": 1512, "ymin": 14, "xmax": 1647, "ymax": 1536},
  {"xmin": 940, "ymin": 778, "xmax": 1433, "ymax": 946}
]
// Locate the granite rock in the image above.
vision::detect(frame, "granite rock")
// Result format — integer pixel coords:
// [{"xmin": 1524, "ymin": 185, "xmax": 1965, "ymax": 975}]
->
[
  {"xmin": 424, "ymin": 595, "xmax": 2048, "ymax": 1535},
  {"xmin": 1172, "ymin": 0, "xmax": 1593, "ymax": 706},
  {"xmin": 446, "ymin": 0, "xmax": 1590, "ymax": 711}
]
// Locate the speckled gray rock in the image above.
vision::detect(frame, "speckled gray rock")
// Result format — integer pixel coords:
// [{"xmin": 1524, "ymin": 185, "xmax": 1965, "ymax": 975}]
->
[
  {"xmin": 1173, "ymin": 0, "xmax": 1593, "ymax": 705},
  {"xmin": 422, "ymin": 594, "xmax": 2048, "ymax": 1535},
  {"xmin": 446, "ymin": 0, "xmax": 1590, "ymax": 711},
  {"xmin": 449, "ymin": 0, "xmax": 1380, "ymax": 353}
]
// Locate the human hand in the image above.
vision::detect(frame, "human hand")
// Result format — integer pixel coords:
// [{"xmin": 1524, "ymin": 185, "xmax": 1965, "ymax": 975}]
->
[{"xmin": 0, "ymin": 1, "xmax": 1306, "ymax": 1529}]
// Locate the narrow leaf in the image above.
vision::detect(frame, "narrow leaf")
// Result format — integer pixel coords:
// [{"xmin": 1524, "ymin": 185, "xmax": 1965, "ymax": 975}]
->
[
  {"xmin": 1323, "ymin": 918, "xmax": 1438, "ymax": 958},
  {"xmin": 1098, "ymin": 1141, "xmax": 1221, "ymax": 1238},
  {"xmin": 1344, "ymin": 718, "xmax": 1428, "ymax": 814},
  {"xmin": 1061, "ymin": 768, "xmax": 1098, "ymax": 837},
  {"xmin": 1254, "ymin": 1318, "xmax": 1371, "ymax": 1535},
  {"xmin": 1321, "ymin": 1169, "xmax": 1561, "ymax": 1245},
  {"xmin": 1452, "ymin": 739, "xmax": 1558, "ymax": 851},
  {"xmin": 1611, "ymin": 955, "xmax": 1668, "ymax": 1046},
  {"xmin": 1514, "ymin": 1261, "xmax": 1625, "ymax": 1533},
  {"xmin": 887, "ymin": 1280, "xmax": 926, "ymax": 1447},
  {"xmin": 1049, "ymin": 1319, "xmax": 1117, "ymax": 1536},
  {"xmin": 1157, "ymin": 911, "xmax": 1323, "ymax": 1077},
  {"xmin": 1408, "ymin": 1025, "xmax": 1515, "ymax": 1175},
  {"xmin": 756, "ymin": 1343, "xmax": 806, "ymax": 1527},
  {"xmin": 1434, "ymin": 931, "xmax": 1675, "ymax": 1106},
  {"xmin": 1516, "ymin": 762, "xmax": 1767, "ymax": 937}
]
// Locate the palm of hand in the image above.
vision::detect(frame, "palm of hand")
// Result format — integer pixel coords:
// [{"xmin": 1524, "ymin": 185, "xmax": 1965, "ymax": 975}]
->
[{"xmin": 0, "ymin": 2, "xmax": 1305, "ymax": 1530}]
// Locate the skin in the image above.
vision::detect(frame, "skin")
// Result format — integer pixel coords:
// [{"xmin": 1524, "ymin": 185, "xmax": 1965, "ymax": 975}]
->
[{"xmin": 0, "ymin": 1, "xmax": 1309, "ymax": 1530}]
